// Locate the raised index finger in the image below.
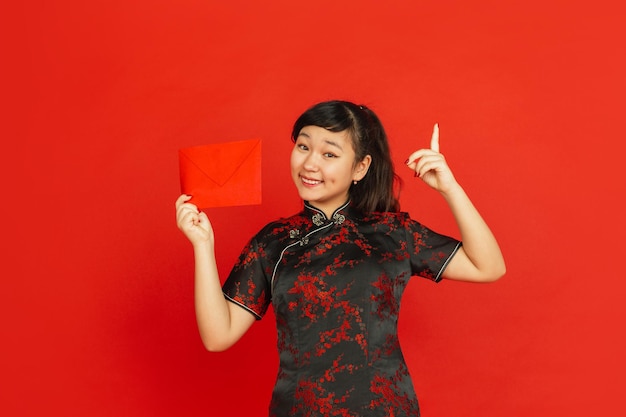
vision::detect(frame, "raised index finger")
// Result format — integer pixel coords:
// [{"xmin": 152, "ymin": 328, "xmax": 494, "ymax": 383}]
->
[{"xmin": 431, "ymin": 123, "xmax": 440, "ymax": 153}]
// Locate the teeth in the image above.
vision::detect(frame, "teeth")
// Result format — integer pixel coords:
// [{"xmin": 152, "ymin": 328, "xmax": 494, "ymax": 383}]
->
[{"xmin": 302, "ymin": 177, "xmax": 321, "ymax": 185}]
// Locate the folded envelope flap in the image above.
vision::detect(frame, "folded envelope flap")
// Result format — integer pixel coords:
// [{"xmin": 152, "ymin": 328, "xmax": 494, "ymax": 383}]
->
[{"xmin": 179, "ymin": 139, "xmax": 261, "ymax": 186}]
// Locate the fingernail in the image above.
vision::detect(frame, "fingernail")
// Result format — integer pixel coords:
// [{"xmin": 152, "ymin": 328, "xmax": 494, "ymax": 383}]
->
[
  {"xmin": 414, "ymin": 172, "xmax": 419, "ymax": 177},
  {"xmin": 404, "ymin": 159, "xmax": 410, "ymax": 165}
]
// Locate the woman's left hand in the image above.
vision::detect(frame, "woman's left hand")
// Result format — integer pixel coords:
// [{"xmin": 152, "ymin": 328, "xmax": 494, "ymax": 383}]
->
[{"xmin": 405, "ymin": 123, "xmax": 458, "ymax": 194}]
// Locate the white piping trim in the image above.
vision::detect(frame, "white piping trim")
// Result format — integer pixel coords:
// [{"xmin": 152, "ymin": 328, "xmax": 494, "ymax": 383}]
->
[
  {"xmin": 270, "ymin": 222, "xmax": 335, "ymax": 294},
  {"xmin": 269, "ymin": 202, "xmax": 349, "ymax": 295},
  {"xmin": 223, "ymin": 293, "xmax": 263, "ymax": 320},
  {"xmin": 434, "ymin": 241, "xmax": 462, "ymax": 282}
]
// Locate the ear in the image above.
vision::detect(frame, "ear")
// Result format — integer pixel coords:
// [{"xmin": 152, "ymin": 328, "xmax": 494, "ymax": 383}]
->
[{"xmin": 353, "ymin": 155, "xmax": 372, "ymax": 182}]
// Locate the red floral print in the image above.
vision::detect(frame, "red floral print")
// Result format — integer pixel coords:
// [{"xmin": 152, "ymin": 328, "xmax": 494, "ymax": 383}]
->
[{"xmin": 223, "ymin": 202, "xmax": 461, "ymax": 416}]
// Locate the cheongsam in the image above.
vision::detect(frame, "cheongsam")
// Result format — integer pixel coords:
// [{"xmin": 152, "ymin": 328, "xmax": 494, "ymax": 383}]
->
[{"xmin": 222, "ymin": 201, "xmax": 461, "ymax": 417}]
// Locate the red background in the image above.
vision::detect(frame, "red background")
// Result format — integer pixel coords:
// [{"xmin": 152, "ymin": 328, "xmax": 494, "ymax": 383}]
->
[{"xmin": 3, "ymin": 1, "xmax": 625, "ymax": 416}]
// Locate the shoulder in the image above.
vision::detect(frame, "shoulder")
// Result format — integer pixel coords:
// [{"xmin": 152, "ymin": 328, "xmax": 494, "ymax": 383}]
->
[
  {"xmin": 354, "ymin": 211, "xmax": 421, "ymax": 235},
  {"xmin": 251, "ymin": 211, "xmax": 309, "ymax": 242},
  {"xmin": 360, "ymin": 211, "xmax": 414, "ymax": 226},
  {"xmin": 234, "ymin": 212, "xmax": 308, "ymax": 266}
]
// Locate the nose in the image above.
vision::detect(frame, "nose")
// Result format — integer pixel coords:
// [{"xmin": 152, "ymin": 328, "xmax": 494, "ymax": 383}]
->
[{"xmin": 303, "ymin": 152, "xmax": 319, "ymax": 171}]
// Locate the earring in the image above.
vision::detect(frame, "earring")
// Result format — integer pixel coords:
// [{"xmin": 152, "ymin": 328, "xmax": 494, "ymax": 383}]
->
[{"xmin": 353, "ymin": 180, "xmax": 358, "ymax": 185}]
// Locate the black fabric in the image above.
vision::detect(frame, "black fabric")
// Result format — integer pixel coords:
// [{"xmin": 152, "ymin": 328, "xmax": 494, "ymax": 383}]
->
[{"xmin": 223, "ymin": 201, "xmax": 461, "ymax": 417}]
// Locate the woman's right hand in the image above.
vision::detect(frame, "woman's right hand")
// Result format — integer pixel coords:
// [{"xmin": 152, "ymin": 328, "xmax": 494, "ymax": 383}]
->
[{"xmin": 175, "ymin": 194, "xmax": 213, "ymax": 246}]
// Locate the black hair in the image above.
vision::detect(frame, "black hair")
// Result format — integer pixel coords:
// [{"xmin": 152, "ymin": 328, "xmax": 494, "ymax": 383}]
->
[{"xmin": 291, "ymin": 100, "xmax": 401, "ymax": 213}]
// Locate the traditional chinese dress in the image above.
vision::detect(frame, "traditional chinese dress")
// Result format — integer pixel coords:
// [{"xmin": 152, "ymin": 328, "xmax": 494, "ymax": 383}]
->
[{"xmin": 223, "ymin": 201, "xmax": 461, "ymax": 417}]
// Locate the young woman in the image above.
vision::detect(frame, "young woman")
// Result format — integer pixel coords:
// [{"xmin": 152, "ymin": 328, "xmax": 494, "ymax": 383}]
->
[{"xmin": 176, "ymin": 100, "xmax": 505, "ymax": 416}]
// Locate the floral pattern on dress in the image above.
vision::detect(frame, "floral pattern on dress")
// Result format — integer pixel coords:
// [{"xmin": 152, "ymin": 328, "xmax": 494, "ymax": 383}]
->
[{"xmin": 223, "ymin": 201, "xmax": 461, "ymax": 416}]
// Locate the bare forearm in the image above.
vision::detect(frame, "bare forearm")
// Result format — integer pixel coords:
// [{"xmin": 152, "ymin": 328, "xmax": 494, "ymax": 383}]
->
[
  {"xmin": 176, "ymin": 195, "xmax": 253, "ymax": 350},
  {"xmin": 192, "ymin": 242, "xmax": 237, "ymax": 351},
  {"xmin": 441, "ymin": 184, "xmax": 506, "ymax": 282}
]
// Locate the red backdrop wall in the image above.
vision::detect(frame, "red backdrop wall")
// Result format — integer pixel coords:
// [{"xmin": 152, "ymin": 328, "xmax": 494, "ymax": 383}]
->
[{"xmin": 3, "ymin": 1, "xmax": 625, "ymax": 416}]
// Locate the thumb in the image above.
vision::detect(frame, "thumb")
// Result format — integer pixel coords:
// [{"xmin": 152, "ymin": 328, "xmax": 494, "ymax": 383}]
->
[{"xmin": 196, "ymin": 211, "xmax": 212, "ymax": 231}]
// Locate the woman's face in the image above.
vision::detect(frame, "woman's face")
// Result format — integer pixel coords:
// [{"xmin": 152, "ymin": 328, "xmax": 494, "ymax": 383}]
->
[{"xmin": 290, "ymin": 125, "xmax": 370, "ymax": 217}]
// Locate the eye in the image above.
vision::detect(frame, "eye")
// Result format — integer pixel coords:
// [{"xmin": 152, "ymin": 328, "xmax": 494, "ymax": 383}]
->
[
  {"xmin": 297, "ymin": 143, "xmax": 309, "ymax": 151},
  {"xmin": 323, "ymin": 152, "xmax": 337, "ymax": 158}
]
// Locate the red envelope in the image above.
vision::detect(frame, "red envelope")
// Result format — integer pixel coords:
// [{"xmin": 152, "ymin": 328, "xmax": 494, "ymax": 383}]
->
[{"xmin": 179, "ymin": 139, "xmax": 262, "ymax": 208}]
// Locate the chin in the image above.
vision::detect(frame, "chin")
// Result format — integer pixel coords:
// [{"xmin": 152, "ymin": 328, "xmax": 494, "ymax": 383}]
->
[{"xmin": 297, "ymin": 191, "xmax": 317, "ymax": 203}]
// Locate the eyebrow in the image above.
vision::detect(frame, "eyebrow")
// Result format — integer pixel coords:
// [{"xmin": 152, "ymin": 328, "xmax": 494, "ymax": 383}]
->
[
  {"xmin": 298, "ymin": 131, "xmax": 344, "ymax": 151},
  {"xmin": 324, "ymin": 140, "xmax": 343, "ymax": 151}
]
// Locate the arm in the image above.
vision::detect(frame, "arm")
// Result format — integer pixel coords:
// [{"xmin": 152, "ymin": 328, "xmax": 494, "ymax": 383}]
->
[
  {"xmin": 406, "ymin": 124, "xmax": 506, "ymax": 283},
  {"xmin": 176, "ymin": 195, "xmax": 256, "ymax": 351}
]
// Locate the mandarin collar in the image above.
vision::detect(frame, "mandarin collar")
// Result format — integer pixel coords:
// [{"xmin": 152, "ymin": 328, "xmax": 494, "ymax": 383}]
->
[{"xmin": 303, "ymin": 200, "xmax": 352, "ymax": 226}]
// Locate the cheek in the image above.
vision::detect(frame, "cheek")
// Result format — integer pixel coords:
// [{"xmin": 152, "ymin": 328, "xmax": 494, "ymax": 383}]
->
[
  {"xmin": 324, "ymin": 165, "xmax": 348, "ymax": 185},
  {"xmin": 289, "ymin": 149, "xmax": 299, "ymax": 171},
  {"xmin": 290, "ymin": 150, "xmax": 302, "ymax": 178}
]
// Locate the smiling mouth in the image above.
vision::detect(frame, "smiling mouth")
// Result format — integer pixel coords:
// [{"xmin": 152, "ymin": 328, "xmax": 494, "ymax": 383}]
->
[{"xmin": 301, "ymin": 177, "xmax": 322, "ymax": 186}]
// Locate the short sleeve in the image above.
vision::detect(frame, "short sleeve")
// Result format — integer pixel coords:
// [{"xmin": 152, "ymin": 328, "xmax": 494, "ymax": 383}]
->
[
  {"xmin": 405, "ymin": 216, "xmax": 462, "ymax": 283},
  {"xmin": 222, "ymin": 235, "xmax": 272, "ymax": 320}
]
